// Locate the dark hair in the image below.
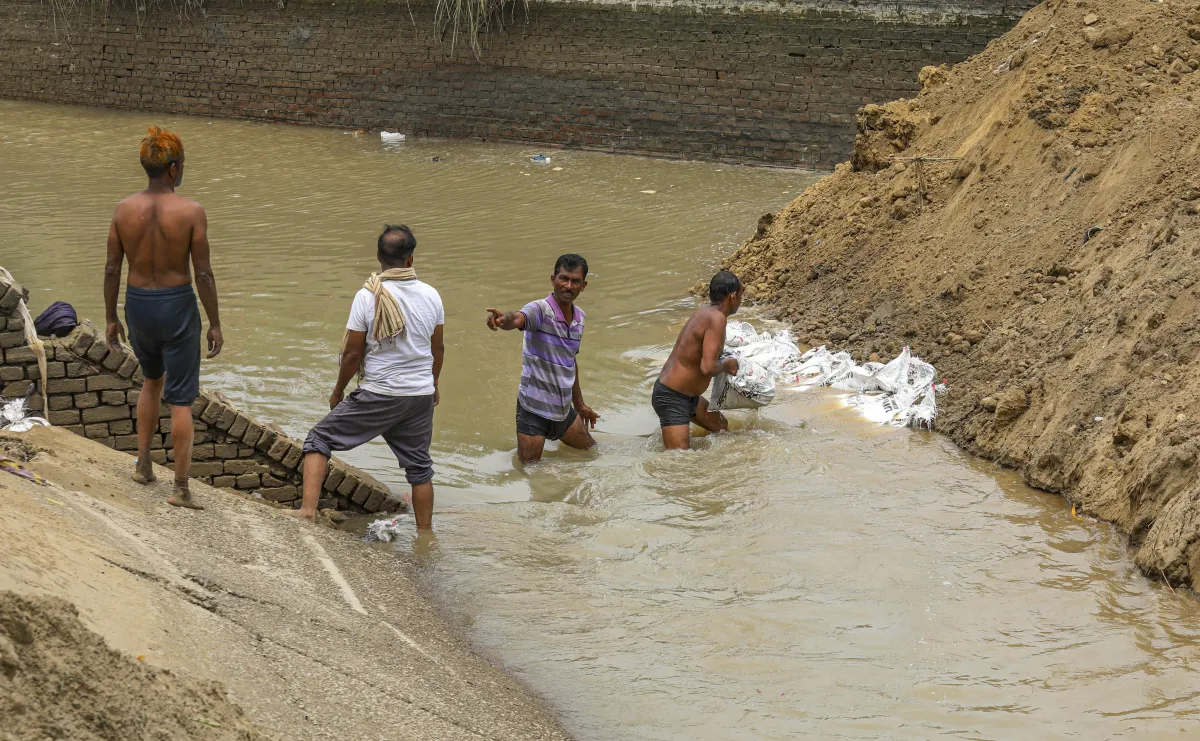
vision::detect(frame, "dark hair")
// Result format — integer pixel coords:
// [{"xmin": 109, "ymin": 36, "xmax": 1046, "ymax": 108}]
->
[
  {"xmin": 553, "ymin": 253, "xmax": 588, "ymax": 279},
  {"xmin": 378, "ymin": 224, "xmax": 416, "ymax": 264},
  {"xmin": 709, "ymin": 270, "xmax": 742, "ymax": 303}
]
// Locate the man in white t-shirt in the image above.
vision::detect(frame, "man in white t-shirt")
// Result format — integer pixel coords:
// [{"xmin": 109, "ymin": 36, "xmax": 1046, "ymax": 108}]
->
[{"xmin": 293, "ymin": 224, "xmax": 445, "ymax": 528}]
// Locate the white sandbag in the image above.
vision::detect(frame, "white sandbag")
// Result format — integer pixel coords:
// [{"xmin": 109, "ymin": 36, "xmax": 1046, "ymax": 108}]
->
[
  {"xmin": 724, "ymin": 320, "xmax": 759, "ymax": 348},
  {"xmin": 906, "ymin": 385, "xmax": 938, "ymax": 430},
  {"xmin": 711, "ymin": 359, "xmax": 776, "ymax": 411},
  {"xmin": 718, "ymin": 322, "xmax": 942, "ymax": 428}
]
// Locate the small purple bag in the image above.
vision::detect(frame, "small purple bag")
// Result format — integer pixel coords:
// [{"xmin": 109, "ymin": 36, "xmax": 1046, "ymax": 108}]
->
[{"xmin": 34, "ymin": 301, "xmax": 78, "ymax": 338}]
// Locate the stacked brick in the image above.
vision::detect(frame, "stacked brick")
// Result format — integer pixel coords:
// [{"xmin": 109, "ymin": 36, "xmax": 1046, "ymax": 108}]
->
[
  {"xmin": 0, "ymin": 270, "xmax": 402, "ymax": 515},
  {"xmin": 0, "ymin": 0, "xmax": 1036, "ymax": 169}
]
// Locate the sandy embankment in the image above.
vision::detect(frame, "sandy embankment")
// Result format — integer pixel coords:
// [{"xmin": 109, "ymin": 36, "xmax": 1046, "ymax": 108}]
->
[
  {"xmin": 0, "ymin": 426, "xmax": 571, "ymax": 741},
  {"xmin": 725, "ymin": 0, "xmax": 1200, "ymax": 586}
]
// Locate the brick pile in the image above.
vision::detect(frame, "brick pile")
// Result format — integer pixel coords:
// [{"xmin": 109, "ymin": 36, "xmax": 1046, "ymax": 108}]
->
[{"xmin": 0, "ymin": 270, "xmax": 402, "ymax": 515}]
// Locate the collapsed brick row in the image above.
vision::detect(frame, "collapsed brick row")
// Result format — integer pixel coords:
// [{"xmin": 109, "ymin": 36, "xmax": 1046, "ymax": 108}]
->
[{"xmin": 0, "ymin": 270, "xmax": 400, "ymax": 514}]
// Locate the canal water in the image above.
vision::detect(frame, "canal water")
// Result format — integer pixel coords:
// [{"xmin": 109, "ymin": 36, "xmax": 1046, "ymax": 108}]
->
[{"xmin": 2, "ymin": 100, "xmax": 1198, "ymax": 740}]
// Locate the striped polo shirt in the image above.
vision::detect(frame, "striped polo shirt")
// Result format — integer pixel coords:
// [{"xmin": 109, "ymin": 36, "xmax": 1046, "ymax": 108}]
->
[{"xmin": 517, "ymin": 295, "xmax": 586, "ymax": 422}]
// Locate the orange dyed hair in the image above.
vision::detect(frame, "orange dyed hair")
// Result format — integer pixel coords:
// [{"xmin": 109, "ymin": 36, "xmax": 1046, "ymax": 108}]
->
[{"xmin": 139, "ymin": 125, "xmax": 183, "ymax": 177}]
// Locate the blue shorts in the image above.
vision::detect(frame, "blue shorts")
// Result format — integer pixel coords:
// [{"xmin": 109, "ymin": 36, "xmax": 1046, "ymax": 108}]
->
[{"xmin": 124, "ymin": 284, "xmax": 202, "ymax": 406}]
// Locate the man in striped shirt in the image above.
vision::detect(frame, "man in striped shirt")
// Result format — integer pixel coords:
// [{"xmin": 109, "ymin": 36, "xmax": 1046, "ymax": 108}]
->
[{"xmin": 486, "ymin": 254, "xmax": 599, "ymax": 462}]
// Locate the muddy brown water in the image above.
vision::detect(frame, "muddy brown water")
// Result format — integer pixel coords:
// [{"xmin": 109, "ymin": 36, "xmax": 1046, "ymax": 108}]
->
[{"xmin": 3, "ymin": 100, "xmax": 1199, "ymax": 740}]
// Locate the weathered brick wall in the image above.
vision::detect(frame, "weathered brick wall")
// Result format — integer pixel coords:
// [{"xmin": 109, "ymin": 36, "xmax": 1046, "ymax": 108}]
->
[
  {"xmin": 0, "ymin": 270, "xmax": 402, "ymax": 514},
  {"xmin": 0, "ymin": 0, "xmax": 1035, "ymax": 168}
]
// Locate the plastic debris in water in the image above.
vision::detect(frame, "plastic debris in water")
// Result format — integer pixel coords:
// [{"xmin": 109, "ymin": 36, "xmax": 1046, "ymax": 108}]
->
[
  {"xmin": 380, "ymin": 131, "xmax": 406, "ymax": 143},
  {"xmin": 530, "ymin": 154, "xmax": 551, "ymax": 164},
  {"xmin": 1, "ymin": 396, "xmax": 49, "ymax": 433},
  {"xmin": 363, "ymin": 515, "xmax": 409, "ymax": 542}
]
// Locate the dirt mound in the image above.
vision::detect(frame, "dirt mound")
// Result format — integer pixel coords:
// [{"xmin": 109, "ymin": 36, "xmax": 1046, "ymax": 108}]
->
[
  {"xmin": 0, "ymin": 591, "xmax": 275, "ymax": 741},
  {"xmin": 726, "ymin": 0, "xmax": 1200, "ymax": 587}
]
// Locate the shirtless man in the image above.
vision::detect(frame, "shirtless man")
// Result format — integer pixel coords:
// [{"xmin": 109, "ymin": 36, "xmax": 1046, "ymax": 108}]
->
[
  {"xmin": 103, "ymin": 125, "xmax": 223, "ymax": 510},
  {"xmin": 653, "ymin": 270, "xmax": 743, "ymax": 450}
]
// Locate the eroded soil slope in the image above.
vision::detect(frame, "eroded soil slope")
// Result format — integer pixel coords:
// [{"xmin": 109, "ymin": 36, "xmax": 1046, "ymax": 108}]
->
[
  {"xmin": 0, "ymin": 591, "xmax": 275, "ymax": 741},
  {"xmin": 727, "ymin": 0, "xmax": 1200, "ymax": 586}
]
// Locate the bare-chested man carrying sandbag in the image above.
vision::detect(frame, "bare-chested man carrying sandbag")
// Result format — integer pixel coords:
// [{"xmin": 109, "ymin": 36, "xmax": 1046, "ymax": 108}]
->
[
  {"xmin": 104, "ymin": 125, "xmax": 223, "ymax": 509},
  {"xmin": 653, "ymin": 270, "xmax": 743, "ymax": 450}
]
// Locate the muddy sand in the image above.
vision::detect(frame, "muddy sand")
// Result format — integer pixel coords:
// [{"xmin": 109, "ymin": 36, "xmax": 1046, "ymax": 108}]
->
[
  {"xmin": 726, "ymin": 0, "xmax": 1200, "ymax": 587},
  {"xmin": 0, "ymin": 426, "xmax": 571, "ymax": 741}
]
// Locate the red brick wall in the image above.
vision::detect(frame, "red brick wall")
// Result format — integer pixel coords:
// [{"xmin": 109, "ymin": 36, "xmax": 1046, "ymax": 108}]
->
[{"xmin": 0, "ymin": 0, "xmax": 1034, "ymax": 167}]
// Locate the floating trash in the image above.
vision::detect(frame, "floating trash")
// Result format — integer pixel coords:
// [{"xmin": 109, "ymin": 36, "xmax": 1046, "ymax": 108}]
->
[
  {"xmin": 380, "ymin": 131, "xmax": 406, "ymax": 143},
  {"xmin": 640, "ymin": 190, "xmax": 657, "ymax": 194},
  {"xmin": 363, "ymin": 515, "xmax": 409, "ymax": 542},
  {"xmin": 0, "ymin": 396, "xmax": 49, "ymax": 433},
  {"xmin": 530, "ymin": 154, "xmax": 551, "ymax": 164}
]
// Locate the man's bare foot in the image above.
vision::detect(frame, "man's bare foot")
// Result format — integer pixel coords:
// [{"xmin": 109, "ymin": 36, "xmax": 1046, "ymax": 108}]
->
[
  {"xmin": 167, "ymin": 482, "xmax": 204, "ymax": 510},
  {"xmin": 132, "ymin": 459, "xmax": 157, "ymax": 485},
  {"xmin": 288, "ymin": 508, "xmax": 317, "ymax": 522}
]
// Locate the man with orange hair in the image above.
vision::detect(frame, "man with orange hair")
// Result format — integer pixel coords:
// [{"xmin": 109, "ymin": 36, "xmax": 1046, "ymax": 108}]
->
[{"xmin": 104, "ymin": 125, "xmax": 223, "ymax": 510}]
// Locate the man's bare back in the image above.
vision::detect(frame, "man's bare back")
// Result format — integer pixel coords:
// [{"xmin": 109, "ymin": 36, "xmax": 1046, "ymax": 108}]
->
[{"xmin": 110, "ymin": 190, "xmax": 206, "ymax": 290}]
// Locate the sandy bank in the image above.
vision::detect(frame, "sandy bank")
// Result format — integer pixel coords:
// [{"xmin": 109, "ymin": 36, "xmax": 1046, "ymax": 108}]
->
[
  {"xmin": 0, "ymin": 426, "xmax": 571, "ymax": 741},
  {"xmin": 725, "ymin": 0, "xmax": 1200, "ymax": 587}
]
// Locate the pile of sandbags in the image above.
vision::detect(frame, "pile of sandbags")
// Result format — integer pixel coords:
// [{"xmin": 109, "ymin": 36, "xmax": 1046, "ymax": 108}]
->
[{"xmin": 714, "ymin": 320, "xmax": 942, "ymax": 429}]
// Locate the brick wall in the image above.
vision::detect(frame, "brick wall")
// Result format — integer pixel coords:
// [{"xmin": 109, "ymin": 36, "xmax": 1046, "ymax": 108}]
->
[
  {"xmin": 0, "ymin": 0, "xmax": 1035, "ymax": 168},
  {"xmin": 0, "ymin": 270, "xmax": 402, "ymax": 515}
]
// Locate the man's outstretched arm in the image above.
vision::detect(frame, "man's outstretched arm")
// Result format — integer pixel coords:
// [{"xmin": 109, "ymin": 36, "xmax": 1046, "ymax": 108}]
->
[
  {"xmin": 190, "ymin": 207, "xmax": 223, "ymax": 358},
  {"xmin": 485, "ymin": 308, "xmax": 527, "ymax": 331},
  {"xmin": 104, "ymin": 218, "xmax": 126, "ymax": 351}
]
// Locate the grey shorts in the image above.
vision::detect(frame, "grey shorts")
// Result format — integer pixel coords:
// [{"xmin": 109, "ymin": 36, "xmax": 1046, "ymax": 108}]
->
[
  {"xmin": 303, "ymin": 389, "xmax": 435, "ymax": 485},
  {"xmin": 651, "ymin": 380, "xmax": 699, "ymax": 427},
  {"xmin": 124, "ymin": 284, "xmax": 202, "ymax": 406},
  {"xmin": 516, "ymin": 401, "xmax": 577, "ymax": 441}
]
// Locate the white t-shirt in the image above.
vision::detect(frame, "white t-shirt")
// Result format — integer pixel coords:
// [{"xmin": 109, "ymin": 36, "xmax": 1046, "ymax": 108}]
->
[{"xmin": 346, "ymin": 280, "xmax": 444, "ymax": 397}]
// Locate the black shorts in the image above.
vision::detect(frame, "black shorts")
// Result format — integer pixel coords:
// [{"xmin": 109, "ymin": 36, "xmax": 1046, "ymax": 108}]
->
[
  {"xmin": 516, "ymin": 401, "xmax": 577, "ymax": 441},
  {"xmin": 652, "ymin": 380, "xmax": 699, "ymax": 427},
  {"xmin": 124, "ymin": 284, "xmax": 202, "ymax": 406}
]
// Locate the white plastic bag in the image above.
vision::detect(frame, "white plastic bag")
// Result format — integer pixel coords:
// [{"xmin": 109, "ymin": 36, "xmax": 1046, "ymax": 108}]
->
[
  {"xmin": 363, "ymin": 515, "xmax": 408, "ymax": 542},
  {"xmin": 0, "ymin": 397, "xmax": 49, "ymax": 433}
]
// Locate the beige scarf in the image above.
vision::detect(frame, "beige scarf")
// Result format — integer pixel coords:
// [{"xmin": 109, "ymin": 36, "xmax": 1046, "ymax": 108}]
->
[{"xmin": 344, "ymin": 267, "xmax": 417, "ymax": 376}]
